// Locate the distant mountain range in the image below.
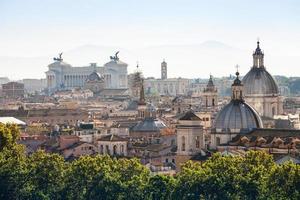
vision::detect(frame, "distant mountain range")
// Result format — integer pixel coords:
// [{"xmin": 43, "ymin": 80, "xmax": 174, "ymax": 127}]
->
[{"xmin": 0, "ymin": 40, "xmax": 298, "ymax": 80}]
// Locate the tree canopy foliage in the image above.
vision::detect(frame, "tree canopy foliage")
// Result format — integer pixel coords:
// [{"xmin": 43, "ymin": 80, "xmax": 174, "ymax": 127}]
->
[{"xmin": 0, "ymin": 124, "xmax": 299, "ymax": 200}]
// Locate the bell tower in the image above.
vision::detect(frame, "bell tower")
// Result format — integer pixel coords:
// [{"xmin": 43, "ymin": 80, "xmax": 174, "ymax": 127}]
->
[
  {"xmin": 161, "ymin": 59, "xmax": 167, "ymax": 80},
  {"xmin": 137, "ymin": 78, "xmax": 147, "ymax": 119},
  {"xmin": 202, "ymin": 75, "xmax": 218, "ymax": 108}
]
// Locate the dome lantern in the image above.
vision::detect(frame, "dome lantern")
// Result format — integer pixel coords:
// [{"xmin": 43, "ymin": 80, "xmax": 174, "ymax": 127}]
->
[
  {"xmin": 231, "ymin": 66, "xmax": 244, "ymax": 101},
  {"xmin": 253, "ymin": 40, "xmax": 264, "ymax": 68},
  {"xmin": 242, "ymin": 41, "xmax": 279, "ymax": 96}
]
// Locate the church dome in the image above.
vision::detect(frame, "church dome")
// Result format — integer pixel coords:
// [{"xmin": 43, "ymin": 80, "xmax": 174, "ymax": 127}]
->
[
  {"xmin": 242, "ymin": 41, "xmax": 279, "ymax": 96},
  {"xmin": 242, "ymin": 67, "xmax": 279, "ymax": 96},
  {"xmin": 86, "ymin": 71, "xmax": 104, "ymax": 82},
  {"xmin": 214, "ymin": 70, "xmax": 263, "ymax": 133},
  {"xmin": 132, "ymin": 118, "xmax": 166, "ymax": 132},
  {"xmin": 214, "ymin": 100, "xmax": 263, "ymax": 132}
]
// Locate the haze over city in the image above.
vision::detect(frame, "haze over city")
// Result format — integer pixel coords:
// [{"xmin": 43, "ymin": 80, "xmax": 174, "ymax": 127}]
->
[
  {"xmin": 1, "ymin": 1, "xmax": 300, "ymax": 199},
  {"xmin": 1, "ymin": 0, "xmax": 300, "ymax": 80}
]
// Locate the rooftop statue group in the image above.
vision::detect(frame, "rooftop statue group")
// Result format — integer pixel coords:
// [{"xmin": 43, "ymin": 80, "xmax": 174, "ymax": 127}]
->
[{"xmin": 53, "ymin": 51, "xmax": 120, "ymax": 62}]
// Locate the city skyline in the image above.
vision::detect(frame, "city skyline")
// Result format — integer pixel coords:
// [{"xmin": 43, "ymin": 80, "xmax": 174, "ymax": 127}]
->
[
  {"xmin": 0, "ymin": 1, "xmax": 300, "ymax": 198},
  {"xmin": 1, "ymin": 0, "xmax": 300, "ymax": 79}
]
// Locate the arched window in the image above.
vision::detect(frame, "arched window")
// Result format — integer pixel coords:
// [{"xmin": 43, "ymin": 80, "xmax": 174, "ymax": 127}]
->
[
  {"xmin": 106, "ymin": 145, "xmax": 110, "ymax": 154},
  {"xmin": 272, "ymin": 107, "xmax": 276, "ymax": 116},
  {"xmin": 113, "ymin": 145, "xmax": 117, "ymax": 155},
  {"xmin": 100, "ymin": 145, "xmax": 104, "ymax": 154},
  {"xmin": 121, "ymin": 145, "xmax": 124, "ymax": 154},
  {"xmin": 141, "ymin": 111, "xmax": 145, "ymax": 118},
  {"xmin": 171, "ymin": 139, "xmax": 175, "ymax": 146},
  {"xmin": 169, "ymin": 84, "xmax": 173, "ymax": 93},
  {"xmin": 212, "ymin": 98, "xmax": 215, "ymax": 106},
  {"xmin": 216, "ymin": 137, "xmax": 221, "ymax": 146},
  {"xmin": 196, "ymin": 136, "xmax": 200, "ymax": 148},
  {"xmin": 164, "ymin": 84, "xmax": 168, "ymax": 94},
  {"xmin": 182, "ymin": 136, "xmax": 186, "ymax": 151}
]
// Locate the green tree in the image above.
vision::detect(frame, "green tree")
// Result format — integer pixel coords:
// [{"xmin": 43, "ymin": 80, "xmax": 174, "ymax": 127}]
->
[
  {"xmin": 64, "ymin": 155, "xmax": 149, "ymax": 200},
  {"xmin": 0, "ymin": 123, "xmax": 27, "ymax": 200},
  {"xmin": 238, "ymin": 151, "xmax": 275, "ymax": 200},
  {"xmin": 265, "ymin": 162, "xmax": 300, "ymax": 200},
  {"xmin": 0, "ymin": 123, "xmax": 21, "ymax": 150},
  {"xmin": 200, "ymin": 154, "xmax": 243, "ymax": 200},
  {"xmin": 64, "ymin": 155, "xmax": 112, "ymax": 200},
  {"xmin": 0, "ymin": 146, "xmax": 27, "ymax": 200},
  {"xmin": 172, "ymin": 161, "xmax": 205, "ymax": 200},
  {"xmin": 20, "ymin": 151, "xmax": 66, "ymax": 200},
  {"xmin": 173, "ymin": 151, "xmax": 276, "ymax": 200},
  {"xmin": 1, "ymin": 124, "xmax": 300, "ymax": 200},
  {"xmin": 145, "ymin": 175, "xmax": 176, "ymax": 200}
]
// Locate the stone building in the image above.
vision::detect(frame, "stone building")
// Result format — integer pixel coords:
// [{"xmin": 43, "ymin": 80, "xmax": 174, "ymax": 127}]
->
[
  {"xmin": 211, "ymin": 71, "xmax": 263, "ymax": 149},
  {"xmin": 201, "ymin": 75, "xmax": 218, "ymax": 108},
  {"xmin": 22, "ymin": 79, "xmax": 47, "ymax": 94},
  {"xmin": 145, "ymin": 78, "xmax": 190, "ymax": 96},
  {"xmin": 171, "ymin": 96, "xmax": 191, "ymax": 115},
  {"xmin": 1, "ymin": 82, "xmax": 25, "ymax": 98},
  {"xmin": 242, "ymin": 41, "xmax": 283, "ymax": 118},
  {"xmin": 61, "ymin": 142, "xmax": 97, "ymax": 159},
  {"xmin": 176, "ymin": 110, "xmax": 205, "ymax": 156},
  {"xmin": 144, "ymin": 60, "xmax": 190, "ymax": 96},
  {"xmin": 84, "ymin": 70, "xmax": 105, "ymax": 94},
  {"xmin": 103, "ymin": 53, "xmax": 128, "ymax": 89},
  {"xmin": 97, "ymin": 134, "xmax": 128, "ymax": 156},
  {"xmin": 46, "ymin": 52, "xmax": 128, "ymax": 94},
  {"xmin": 74, "ymin": 122, "xmax": 102, "ymax": 143}
]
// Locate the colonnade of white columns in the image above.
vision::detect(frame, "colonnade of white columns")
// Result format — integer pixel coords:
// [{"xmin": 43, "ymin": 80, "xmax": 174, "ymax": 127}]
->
[{"xmin": 63, "ymin": 74, "xmax": 89, "ymax": 88}]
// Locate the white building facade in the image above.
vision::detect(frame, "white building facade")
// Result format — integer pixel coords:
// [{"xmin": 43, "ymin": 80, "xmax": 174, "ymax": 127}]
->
[
  {"xmin": 144, "ymin": 78, "xmax": 190, "ymax": 96},
  {"xmin": 176, "ymin": 111, "xmax": 205, "ymax": 156},
  {"xmin": 46, "ymin": 53, "xmax": 128, "ymax": 94},
  {"xmin": 143, "ymin": 60, "xmax": 191, "ymax": 96}
]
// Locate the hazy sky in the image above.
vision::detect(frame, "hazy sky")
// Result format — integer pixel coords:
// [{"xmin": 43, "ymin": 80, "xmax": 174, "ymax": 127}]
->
[{"xmin": 0, "ymin": 0, "xmax": 300, "ymax": 79}]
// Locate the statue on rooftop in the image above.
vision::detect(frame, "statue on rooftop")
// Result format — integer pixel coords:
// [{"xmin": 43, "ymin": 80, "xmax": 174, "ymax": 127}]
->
[
  {"xmin": 53, "ymin": 52, "xmax": 63, "ymax": 62},
  {"xmin": 110, "ymin": 51, "xmax": 120, "ymax": 61}
]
